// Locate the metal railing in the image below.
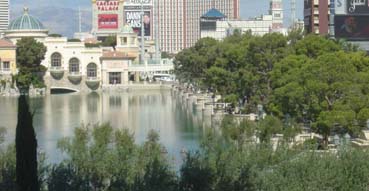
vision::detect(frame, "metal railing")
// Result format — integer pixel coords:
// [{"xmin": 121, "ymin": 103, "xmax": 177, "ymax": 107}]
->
[
  {"xmin": 50, "ymin": 66, "xmax": 63, "ymax": 70},
  {"xmin": 86, "ymin": 77, "xmax": 100, "ymax": 81},
  {"xmin": 0, "ymin": 68, "xmax": 10, "ymax": 71},
  {"xmin": 68, "ymin": 71, "xmax": 82, "ymax": 76}
]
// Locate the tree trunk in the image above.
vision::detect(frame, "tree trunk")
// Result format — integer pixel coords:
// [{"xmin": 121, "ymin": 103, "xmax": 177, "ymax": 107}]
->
[{"xmin": 16, "ymin": 95, "xmax": 39, "ymax": 191}]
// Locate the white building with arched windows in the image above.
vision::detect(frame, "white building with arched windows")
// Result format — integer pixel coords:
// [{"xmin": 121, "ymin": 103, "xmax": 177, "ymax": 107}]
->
[
  {"xmin": 3, "ymin": 8, "xmax": 173, "ymax": 93},
  {"xmin": 42, "ymin": 37, "xmax": 104, "ymax": 91}
]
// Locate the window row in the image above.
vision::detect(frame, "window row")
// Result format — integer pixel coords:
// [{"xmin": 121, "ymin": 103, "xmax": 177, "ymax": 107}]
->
[{"xmin": 51, "ymin": 52, "xmax": 98, "ymax": 78}]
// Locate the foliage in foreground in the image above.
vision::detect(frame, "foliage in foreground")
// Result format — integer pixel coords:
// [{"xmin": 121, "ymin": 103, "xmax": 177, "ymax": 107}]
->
[
  {"xmin": 16, "ymin": 95, "xmax": 39, "ymax": 191},
  {"xmin": 1, "ymin": 123, "xmax": 369, "ymax": 191}
]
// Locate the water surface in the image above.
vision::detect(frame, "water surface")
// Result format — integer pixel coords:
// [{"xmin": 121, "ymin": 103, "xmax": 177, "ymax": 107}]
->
[{"xmin": 0, "ymin": 90, "xmax": 204, "ymax": 166}]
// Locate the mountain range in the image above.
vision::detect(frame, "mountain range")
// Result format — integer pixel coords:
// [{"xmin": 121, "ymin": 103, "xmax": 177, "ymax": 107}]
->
[{"xmin": 10, "ymin": 0, "xmax": 92, "ymax": 37}]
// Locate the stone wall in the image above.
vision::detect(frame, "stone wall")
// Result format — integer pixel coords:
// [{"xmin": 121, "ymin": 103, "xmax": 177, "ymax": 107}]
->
[{"xmin": 44, "ymin": 73, "xmax": 99, "ymax": 93}]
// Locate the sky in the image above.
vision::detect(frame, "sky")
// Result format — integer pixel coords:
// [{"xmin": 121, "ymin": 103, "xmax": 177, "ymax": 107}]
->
[
  {"xmin": 12, "ymin": 0, "xmax": 304, "ymax": 20},
  {"xmin": 10, "ymin": 0, "xmax": 304, "ymax": 36},
  {"xmin": 239, "ymin": 0, "xmax": 304, "ymax": 25}
]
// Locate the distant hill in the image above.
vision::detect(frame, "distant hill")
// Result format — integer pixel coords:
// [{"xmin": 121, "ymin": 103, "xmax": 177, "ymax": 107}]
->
[
  {"xmin": 10, "ymin": 2, "xmax": 92, "ymax": 37},
  {"xmin": 10, "ymin": 0, "xmax": 91, "ymax": 9}
]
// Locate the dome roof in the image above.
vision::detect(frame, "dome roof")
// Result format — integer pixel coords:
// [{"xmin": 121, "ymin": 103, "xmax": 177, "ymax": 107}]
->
[{"xmin": 8, "ymin": 7, "xmax": 45, "ymax": 30}]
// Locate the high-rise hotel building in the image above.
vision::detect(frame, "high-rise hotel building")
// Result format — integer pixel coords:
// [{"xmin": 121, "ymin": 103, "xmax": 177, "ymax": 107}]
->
[
  {"xmin": 153, "ymin": 0, "xmax": 239, "ymax": 53},
  {"xmin": 304, "ymin": 0, "xmax": 330, "ymax": 35},
  {"xmin": 0, "ymin": 0, "xmax": 9, "ymax": 31}
]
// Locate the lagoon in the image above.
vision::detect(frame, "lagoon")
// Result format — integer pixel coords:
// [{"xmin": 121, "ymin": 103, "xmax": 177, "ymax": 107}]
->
[{"xmin": 0, "ymin": 90, "xmax": 204, "ymax": 166}]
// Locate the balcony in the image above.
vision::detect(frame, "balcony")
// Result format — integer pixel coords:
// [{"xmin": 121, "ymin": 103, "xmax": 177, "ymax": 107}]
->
[
  {"xmin": 68, "ymin": 72, "xmax": 82, "ymax": 84},
  {"xmin": 0, "ymin": 68, "xmax": 11, "ymax": 75},
  {"xmin": 49, "ymin": 66, "xmax": 64, "ymax": 79},
  {"xmin": 85, "ymin": 77, "xmax": 100, "ymax": 90}
]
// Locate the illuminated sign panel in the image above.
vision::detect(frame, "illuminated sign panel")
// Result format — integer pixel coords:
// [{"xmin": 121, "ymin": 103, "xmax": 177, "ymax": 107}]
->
[
  {"xmin": 125, "ymin": 11, "xmax": 151, "ymax": 36},
  {"xmin": 335, "ymin": 15, "xmax": 369, "ymax": 40},
  {"xmin": 98, "ymin": 14, "xmax": 119, "ymax": 29},
  {"xmin": 347, "ymin": 0, "xmax": 369, "ymax": 14}
]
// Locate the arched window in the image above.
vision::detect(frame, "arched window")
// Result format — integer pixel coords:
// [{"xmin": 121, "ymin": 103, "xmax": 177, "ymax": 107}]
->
[
  {"xmin": 51, "ymin": 52, "xmax": 62, "ymax": 68},
  {"xmin": 87, "ymin": 63, "xmax": 97, "ymax": 78},
  {"xmin": 69, "ymin": 58, "xmax": 80, "ymax": 74}
]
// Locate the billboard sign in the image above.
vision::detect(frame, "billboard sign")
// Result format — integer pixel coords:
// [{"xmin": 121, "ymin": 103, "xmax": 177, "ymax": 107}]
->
[
  {"xmin": 125, "ymin": 11, "xmax": 151, "ymax": 36},
  {"xmin": 335, "ymin": 0, "xmax": 348, "ymax": 15},
  {"xmin": 96, "ymin": 0, "xmax": 120, "ymax": 11},
  {"xmin": 98, "ymin": 14, "xmax": 118, "ymax": 29},
  {"xmin": 335, "ymin": 16, "xmax": 369, "ymax": 40},
  {"xmin": 347, "ymin": 0, "xmax": 369, "ymax": 14}
]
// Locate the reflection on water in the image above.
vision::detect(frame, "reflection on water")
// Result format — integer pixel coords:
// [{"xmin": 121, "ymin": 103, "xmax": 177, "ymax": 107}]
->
[{"xmin": 0, "ymin": 90, "xmax": 205, "ymax": 166}]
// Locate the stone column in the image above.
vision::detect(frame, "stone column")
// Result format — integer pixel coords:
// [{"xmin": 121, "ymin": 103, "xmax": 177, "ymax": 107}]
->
[
  {"xmin": 123, "ymin": 69, "xmax": 129, "ymax": 84},
  {"xmin": 134, "ymin": 72, "xmax": 140, "ymax": 82}
]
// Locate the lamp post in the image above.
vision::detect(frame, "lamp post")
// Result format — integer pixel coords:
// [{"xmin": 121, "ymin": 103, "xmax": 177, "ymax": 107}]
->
[{"xmin": 140, "ymin": 1, "xmax": 145, "ymax": 66}]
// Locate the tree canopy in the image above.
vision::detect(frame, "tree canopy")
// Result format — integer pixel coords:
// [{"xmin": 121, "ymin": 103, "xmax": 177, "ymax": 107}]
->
[
  {"xmin": 174, "ymin": 32, "xmax": 369, "ymax": 140},
  {"xmin": 16, "ymin": 37, "xmax": 47, "ymax": 89}
]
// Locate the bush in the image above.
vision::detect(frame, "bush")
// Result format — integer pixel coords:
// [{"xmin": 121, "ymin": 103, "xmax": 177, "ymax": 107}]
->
[
  {"xmin": 48, "ymin": 34, "xmax": 62, "ymax": 37},
  {"xmin": 85, "ymin": 43, "xmax": 101, "ymax": 48},
  {"xmin": 0, "ymin": 80, "xmax": 5, "ymax": 89},
  {"xmin": 67, "ymin": 38, "xmax": 81, "ymax": 42}
]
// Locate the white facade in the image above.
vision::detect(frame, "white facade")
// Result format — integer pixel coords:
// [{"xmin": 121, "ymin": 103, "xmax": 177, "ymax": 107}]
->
[
  {"xmin": 5, "ymin": 8, "xmax": 174, "ymax": 92},
  {"xmin": 42, "ymin": 37, "xmax": 103, "ymax": 78},
  {"xmin": 4, "ymin": 30, "xmax": 48, "ymax": 44},
  {"xmin": 41, "ymin": 37, "xmax": 104, "ymax": 91},
  {"xmin": 42, "ymin": 35, "xmax": 173, "ymax": 91},
  {"xmin": 270, "ymin": 0, "xmax": 283, "ymax": 30},
  {"xmin": 0, "ymin": 0, "xmax": 9, "ymax": 31}
]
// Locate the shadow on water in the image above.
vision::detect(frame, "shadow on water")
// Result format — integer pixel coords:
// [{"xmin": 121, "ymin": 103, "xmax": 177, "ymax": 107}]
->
[{"xmin": 50, "ymin": 88, "xmax": 78, "ymax": 94}]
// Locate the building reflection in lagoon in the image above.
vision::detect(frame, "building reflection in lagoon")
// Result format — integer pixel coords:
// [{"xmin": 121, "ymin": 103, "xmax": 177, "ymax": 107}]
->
[{"xmin": 0, "ymin": 90, "xmax": 205, "ymax": 166}]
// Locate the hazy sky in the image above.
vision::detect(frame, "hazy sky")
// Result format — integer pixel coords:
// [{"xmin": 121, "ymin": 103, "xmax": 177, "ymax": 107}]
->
[
  {"xmin": 240, "ymin": 0, "xmax": 304, "ymax": 25},
  {"xmin": 13, "ymin": 0, "xmax": 304, "ymax": 20},
  {"xmin": 9, "ymin": 0, "xmax": 305, "ymax": 37}
]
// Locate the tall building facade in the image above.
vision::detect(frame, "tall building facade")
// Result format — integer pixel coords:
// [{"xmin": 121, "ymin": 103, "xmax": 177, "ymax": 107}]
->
[
  {"xmin": 0, "ymin": 0, "xmax": 9, "ymax": 31},
  {"xmin": 153, "ymin": 0, "xmax": 239, "ymax": 53},
  {"xmin": 270, "ymin": 0, "xmax": 283, "ymax": 30},
  {"xmin": 304, "ymin": 0, "xmax": 330, "ymax": 35}
]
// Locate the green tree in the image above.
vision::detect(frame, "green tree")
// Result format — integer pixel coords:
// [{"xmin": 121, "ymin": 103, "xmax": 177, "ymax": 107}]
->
[
  {"xmin": 161, "ymin": 52, "xmax": 172, "ymax": 59},
  {"xmin": 16, "ymin": 37, "xmax": 47, "ymax": 89},
  {"xmin": 246, "ymin": 33, "xmax": 288, "ymax": 101},
  {"xmin": 294, "ymin": 34, "xmax": 341, "ymax": 58},
  {"xmin": 257, "ymin": 116, "xmax": 283, "ymax": 143},
  {"xmin": 16, "ymin": 95, "xmax": 39, "ymax": 191},
  {"xmin": 287, "ymin": 26, "xmax": 304, "ymax": 45},
  {"xmin": 0, "ymin": 146, "xmax": 17, "ymax": 190},
  {"xmin": 179, "ymin": 152, "xmax": 215, "ymax": 191},
  {"xmin": 204, "ymin": 66, "xmax": 237, "ymax": 96},
  {"xmin": 47, "ymin": 163, "xmax": 89, "ymax": 191},
  {"xmin": 132, "ymin": 158, "xmax": 178, "ymax": 191},
  {"xmin": 102, "ymin": 35, "xmax": 117, "ymax": 48},
  {"xmin": 174, "ymin": 37, "xmax": 218, "ymax": 84}
]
